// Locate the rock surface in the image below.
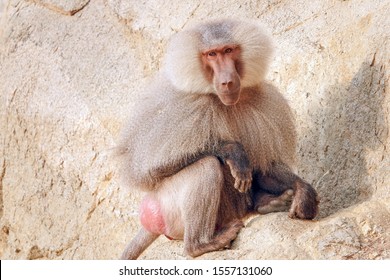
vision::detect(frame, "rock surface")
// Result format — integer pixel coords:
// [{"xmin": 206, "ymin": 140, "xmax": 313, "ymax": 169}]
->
[{"xmin": 0, "ymin": 0, "xmax": 389, "ymax": 259}]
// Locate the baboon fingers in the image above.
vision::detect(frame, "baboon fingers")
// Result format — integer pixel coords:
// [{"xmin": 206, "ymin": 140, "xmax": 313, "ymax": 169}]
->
[
  {"xmin": 234, "ymin": 177, "xmax": 252, "ymax": 193},
  {"xmin": 226, "ymin": 158, "xmax": 252, "ymax": 193}
]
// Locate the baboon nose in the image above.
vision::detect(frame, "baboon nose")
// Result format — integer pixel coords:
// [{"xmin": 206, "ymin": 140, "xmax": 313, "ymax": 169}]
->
[
  {"xmin": 222, "ymin": 81, "xmax": 233, "ymax": 86},
  {"xmin": 221, "ymin": 81, "xmax": 234, "ymax": 87}
]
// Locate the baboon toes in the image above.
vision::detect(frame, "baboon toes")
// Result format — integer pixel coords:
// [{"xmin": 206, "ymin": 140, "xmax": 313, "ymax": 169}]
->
[{"xmin": 256, "ymin": 189, "xmax": 293, "ymax": 214}]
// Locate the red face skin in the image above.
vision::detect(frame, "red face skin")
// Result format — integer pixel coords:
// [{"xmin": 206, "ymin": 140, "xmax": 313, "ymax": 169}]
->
[{"xmin": 202, "ymin": 45, "xmax": 243, "ymax": 106}]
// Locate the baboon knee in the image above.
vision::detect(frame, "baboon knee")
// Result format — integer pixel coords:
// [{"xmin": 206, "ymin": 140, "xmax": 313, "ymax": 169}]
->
[{"xmin": 197, "ymin": 156, "xmax": 224, "ymax": 184}]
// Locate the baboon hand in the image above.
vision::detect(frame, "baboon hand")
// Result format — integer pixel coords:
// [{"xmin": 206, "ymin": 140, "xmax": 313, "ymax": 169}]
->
[{"xmin": 226, "ymin": 159, "xmax": 252, "ymax": 193}]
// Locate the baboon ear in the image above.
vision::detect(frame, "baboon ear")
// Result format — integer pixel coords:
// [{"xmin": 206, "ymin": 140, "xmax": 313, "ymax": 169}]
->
[{"xmin": 163, "ymin": 30, "xmax": 213, "ymax": 94}]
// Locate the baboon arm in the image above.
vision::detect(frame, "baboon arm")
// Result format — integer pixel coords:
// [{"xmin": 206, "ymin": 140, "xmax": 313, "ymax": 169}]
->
[{"xmin": 148, "ymin": 141, "xmax": 252, "ymax": 192}]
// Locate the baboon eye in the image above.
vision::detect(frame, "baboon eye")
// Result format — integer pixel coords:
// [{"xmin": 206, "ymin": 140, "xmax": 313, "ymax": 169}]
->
[
  {"xmin": 225, "ymin": 48, "xmax": 233, "ymax": 53},
  {"xmin": 208, "ymin": 51, "xmax": 217, "ymax": 57}
]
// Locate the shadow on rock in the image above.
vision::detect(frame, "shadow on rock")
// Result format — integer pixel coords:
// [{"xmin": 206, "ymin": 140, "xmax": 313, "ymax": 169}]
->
[{"xmin": 302, "ymin": 57, "xmax": 387, "ymax": 218}]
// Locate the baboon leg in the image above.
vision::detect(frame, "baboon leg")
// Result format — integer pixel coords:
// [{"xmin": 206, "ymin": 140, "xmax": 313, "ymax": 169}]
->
[
  {"xmin": 187, "ymin": 219, "xmax": 244, "ymax": 258},
  {"xmin": 180, "ymin": 156, "xmax": 243, "ymax": 258},
  {"xmin": 255, "ymin": 162, "xmax": 319, "ymax": 219},
  {"xmin": 121, "ymin": 228, "xmax": 159, "ymax": 260}
]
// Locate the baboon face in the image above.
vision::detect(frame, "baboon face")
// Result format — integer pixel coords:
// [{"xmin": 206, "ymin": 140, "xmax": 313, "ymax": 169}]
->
[{"xmin": 201, "ymin": 44, "xmax": 243, "ymax": 105}]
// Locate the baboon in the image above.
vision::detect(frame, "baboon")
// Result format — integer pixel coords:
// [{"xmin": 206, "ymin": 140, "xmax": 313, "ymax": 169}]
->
[{"xmin": 117, "ymin": 19, "xmax": 318, "ymax": 259}]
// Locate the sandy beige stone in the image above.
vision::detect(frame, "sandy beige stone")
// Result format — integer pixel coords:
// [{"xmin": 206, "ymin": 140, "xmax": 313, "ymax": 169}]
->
[{"xmin": 0, "ymin": 0, "xmax": 389, "ymax": 259}]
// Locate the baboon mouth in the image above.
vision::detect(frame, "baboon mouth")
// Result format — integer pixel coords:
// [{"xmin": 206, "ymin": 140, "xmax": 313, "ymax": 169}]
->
[
  {"xmin": 223, "ymin": 101, "xmax": 239, "ymax": 106},
  {"xmin": 218, "ymin": 91, "xmax": 241, "ymax": 105}
]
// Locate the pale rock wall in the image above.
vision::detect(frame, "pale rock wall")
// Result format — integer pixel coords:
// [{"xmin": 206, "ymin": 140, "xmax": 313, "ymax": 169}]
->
[{"xmin": 0, "ymin": 0, "xmax": 389, "ymax": 259}]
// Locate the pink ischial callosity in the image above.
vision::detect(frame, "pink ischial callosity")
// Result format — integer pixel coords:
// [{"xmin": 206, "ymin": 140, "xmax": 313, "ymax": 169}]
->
[{"xmin": 139, "ymin": 196, "xmax": 166, "ymax": 236}]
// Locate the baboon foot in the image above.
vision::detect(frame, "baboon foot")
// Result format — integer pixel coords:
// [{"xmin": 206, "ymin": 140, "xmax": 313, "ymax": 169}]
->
[
  {"xmin": 256, "ymin": 189, "xmax": 294, "ymax": 214},
  {"xmin": 186, "ymin": 219, "xmax": 244, "ymax": 258}
]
